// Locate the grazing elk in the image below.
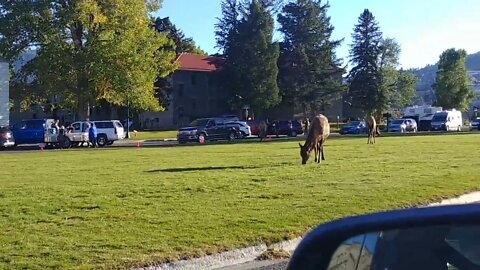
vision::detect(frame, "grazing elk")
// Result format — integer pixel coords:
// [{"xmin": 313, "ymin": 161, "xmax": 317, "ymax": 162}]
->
[
  {"xmin": 299, "ymin": 115, "xmax": 330, "ymax": 165},
  {"xmin": 367, "ymin": 116, "xmax": 381, "ymax": 144},
  {"xmin": 258, "ymin": 120, "xmax": 268, "ymax": 141}
]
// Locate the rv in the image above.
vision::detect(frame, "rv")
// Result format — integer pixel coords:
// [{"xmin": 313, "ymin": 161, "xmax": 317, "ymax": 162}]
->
[
  {"xmin": 403, "ymin": 106, "xmax": 443, "ymax": 131},
  {"xmin": 430, "ymin": 110, "xmax": 463, "ymax": 132}
]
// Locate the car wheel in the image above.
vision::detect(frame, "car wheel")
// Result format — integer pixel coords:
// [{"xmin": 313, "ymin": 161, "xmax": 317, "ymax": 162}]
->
[
  {"xmin": 290, "ymin": 130, "xmax": 298, "ymax": 137},
  {"xmin": 107, "ymin": 141, "xmax": 114, "ymax": 146},
  {"xmin": 97, "ymin": 135, "xmax": 108, "ymax": 147},
  {"xmin": 413, "ymin": 127, "xmax": 417, "ymax": 133},
  {"xmin": 228, "ymin": 131, "xmax": 236, "ymax": 141},
  {"xmin": 457, "ymin": 126, "xmax": 462, "ymax": 132},
  {"xmin": 61, "ymin": 137, "xmax": 71, "ymax": 149},
  {"xmin": 178, "ymin": 140, "xmax": 187, "ymax": 144}
]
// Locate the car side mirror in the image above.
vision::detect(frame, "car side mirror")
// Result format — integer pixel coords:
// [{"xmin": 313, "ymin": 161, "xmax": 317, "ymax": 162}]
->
[{"xmin": 287, "ymin": 204, "xmax": 480, "ymax": 270}]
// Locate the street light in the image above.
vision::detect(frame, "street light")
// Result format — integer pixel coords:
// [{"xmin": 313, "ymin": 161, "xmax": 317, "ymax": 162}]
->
[{"xmin": 126, "ymin": 99, "xmax": 130, "ymax": 139}]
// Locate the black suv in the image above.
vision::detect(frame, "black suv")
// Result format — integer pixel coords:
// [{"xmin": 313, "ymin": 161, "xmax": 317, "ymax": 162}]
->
[
  {"xmin": 268, "ymin": 120, "xmax": 304, "ymax": 137},
  {"xmin": 177, "ymin": 118, "xmax": 240, "ymax": 144}
]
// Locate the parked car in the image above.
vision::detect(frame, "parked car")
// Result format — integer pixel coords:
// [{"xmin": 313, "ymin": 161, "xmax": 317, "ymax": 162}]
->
[
  {"xmin": 177, "ymin": 118, "xmax": 240, "ymax": 144},
  {"xmin": 268, "ymin": 120, "xmax": 304, "ymax": 137},
  {"xmin": 469, "ymin": 118, "xmax": 480, "ymax": 131},
  {"xmin": 430, "ymin": 110, "xmax": 463, "ymax": 132},
  {"xmin": 387, "ymin": 118, "xmax": 417, "ymax": 133},
  {"xmin": 225, "ymin": 121, "xmax": 251, "ymax": 138},
  {"xmin": 340, "ymin": 120, "xmax": 367, "ymax": 135},
  {"xmin": 0, "ymin": 126, "xmax": 15, "ymax": 149},
  {"xmin": 246, "ymin": 120, "xmax": 261, "ymax": 136},
  {"xmin": 92, "ymin": 120, "xmax": 125, "ymax": 146}
]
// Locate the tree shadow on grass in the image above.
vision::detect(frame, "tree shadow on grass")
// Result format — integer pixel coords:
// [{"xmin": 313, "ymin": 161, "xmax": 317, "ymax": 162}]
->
[{"xmin": 146, "ymin": 165, "xmax": 257, "ymax": 173}]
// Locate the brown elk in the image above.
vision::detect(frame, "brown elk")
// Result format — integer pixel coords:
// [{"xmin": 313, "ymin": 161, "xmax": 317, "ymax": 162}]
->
[
  {"xmin": 299, "ymin": 115, "xmax": 330, "ymax": 165},
  {"xmin": 367, "ymin": 116, "xmax": 380, "ymax": 144}
]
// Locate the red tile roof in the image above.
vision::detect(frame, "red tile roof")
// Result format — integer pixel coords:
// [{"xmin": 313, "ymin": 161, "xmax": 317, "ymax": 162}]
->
[{"xmin": 176, "ymin": 53, "xmax": 224, "ymax": 72}]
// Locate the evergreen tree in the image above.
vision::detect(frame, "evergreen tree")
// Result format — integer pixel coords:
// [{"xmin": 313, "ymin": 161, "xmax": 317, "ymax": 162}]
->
[
  {"xmin": 154, "ymin": 17, "xmax": 206, "ymax": 56},
  {"xmin": 348, "ymin": 9, "xmax": 383, "ymax": 117},
  {"xmin": 217, "ymin": 0, "xmax": 281, "ymax": 114},
  {"xmin": 434, "ymin": 48, "xmax": 475, "ymax": 110},
  {"xmin": 278, "ymin": 0, "xmax": 345, "ymax": 116}
]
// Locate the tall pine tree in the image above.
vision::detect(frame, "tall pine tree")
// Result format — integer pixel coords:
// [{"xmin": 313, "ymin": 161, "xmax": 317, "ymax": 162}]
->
[
  {"xmin": 278, "ymin": 0, "xmax": 345, "ymax": 117},
  {"xmin": 217, "ymin": 0, "xmax": 281, "ymax": 114},
  {"xmin": 348, "ymin": 9, "xmax": 383, "ymax": 117}
]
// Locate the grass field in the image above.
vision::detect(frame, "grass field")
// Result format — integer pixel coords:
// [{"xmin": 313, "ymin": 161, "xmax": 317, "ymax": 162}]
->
[
  {"xmin": 128, "ymin": 130, "xmax": 178, "ymax": 140},
  {"xmin": 1, "ymin": 134, "xmax": 480, "ymax": 269}
]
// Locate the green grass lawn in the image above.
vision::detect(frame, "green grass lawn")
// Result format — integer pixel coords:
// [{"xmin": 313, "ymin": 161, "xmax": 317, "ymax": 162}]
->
[
  {"xmin": 128, "ymin": 130, "xmax": 178, "ymax": 140},
  {"xmin": 1, "ymin": 134, "xmax": 480, "ymax": 269}
]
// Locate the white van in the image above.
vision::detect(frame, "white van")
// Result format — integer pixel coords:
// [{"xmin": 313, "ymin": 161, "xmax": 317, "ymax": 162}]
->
[{"xmin": 430, "ymin": 110, "xmax": 463, "ymax": 132}]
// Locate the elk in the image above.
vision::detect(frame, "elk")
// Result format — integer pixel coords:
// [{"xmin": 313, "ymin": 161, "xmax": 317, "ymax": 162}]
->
[
  {"xmin": 367, "ymin": 116, "xmax": 380, "ymax": 144},
  {"xmin": 299, "ymin": 115, "xmax": 330, "ymax": 165}
]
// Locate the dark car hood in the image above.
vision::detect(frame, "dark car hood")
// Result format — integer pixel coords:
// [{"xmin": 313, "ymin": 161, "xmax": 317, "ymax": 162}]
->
[{"xmin": 179, "ymin": 126, "xmax": 201, "ymax": 131}]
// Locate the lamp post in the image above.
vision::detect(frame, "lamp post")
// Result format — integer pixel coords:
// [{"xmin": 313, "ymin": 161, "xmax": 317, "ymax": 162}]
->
[{"xmin": 126, "ymin": 99, "xmax": 130, "ymax": 139}]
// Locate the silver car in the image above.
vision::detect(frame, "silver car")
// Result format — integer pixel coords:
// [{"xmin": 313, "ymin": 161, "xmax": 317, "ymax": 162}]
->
[{"xmin": 388, "ymin": 118, "xmax": 417, "ymax": 133}]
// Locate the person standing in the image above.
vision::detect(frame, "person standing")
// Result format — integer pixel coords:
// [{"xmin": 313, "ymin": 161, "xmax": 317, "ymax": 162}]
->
[{"xmin": 88, "ymin": 122, "xmax": 98, "ymax": 148}]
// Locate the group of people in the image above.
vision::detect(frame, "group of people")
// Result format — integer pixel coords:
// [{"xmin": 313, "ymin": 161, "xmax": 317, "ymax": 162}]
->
[{"xmin": 50, "ymin": 120, "xmax": 98, "ymax": 148}]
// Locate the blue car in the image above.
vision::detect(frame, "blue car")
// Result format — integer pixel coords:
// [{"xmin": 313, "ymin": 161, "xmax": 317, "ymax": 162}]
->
[{"xmin": 340, "ymin": 120, "xmax": 367, "ymax": 135}]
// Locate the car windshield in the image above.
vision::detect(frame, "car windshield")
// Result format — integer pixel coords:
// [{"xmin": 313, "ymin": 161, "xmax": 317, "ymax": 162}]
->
[
  {"xmin": 391, "ymin": 120, "xmax": 405, "ymax": 125},
  {"xmin": 432, "ymin": 114, "xmax": 448, "ymax": 122},
  {"xmin": 189, "ymin": 119, "xmax": 210, "ymax": 127}
]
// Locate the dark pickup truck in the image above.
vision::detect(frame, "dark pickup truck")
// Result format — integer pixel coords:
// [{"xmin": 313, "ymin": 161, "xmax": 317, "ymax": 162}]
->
[{"xmin": 177, "ymin": 118, "xmax": 240, "ymax": 144}]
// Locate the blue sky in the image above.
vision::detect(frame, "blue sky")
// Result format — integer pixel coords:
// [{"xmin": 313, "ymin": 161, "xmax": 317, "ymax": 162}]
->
[{"xmin": 154, "ymin": 0, "xmax": 480, "ymax": 69}]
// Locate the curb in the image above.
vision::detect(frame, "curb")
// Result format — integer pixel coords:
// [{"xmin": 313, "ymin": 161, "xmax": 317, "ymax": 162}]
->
[{"xmin": 136, "ymin": 191, "xmax": 480, "ymax": 270}]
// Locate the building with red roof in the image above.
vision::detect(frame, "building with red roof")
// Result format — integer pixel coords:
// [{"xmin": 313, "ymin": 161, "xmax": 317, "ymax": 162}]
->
[{"xmin": 139, "ymin": 53, "xmax": 230, "ymax": 129}]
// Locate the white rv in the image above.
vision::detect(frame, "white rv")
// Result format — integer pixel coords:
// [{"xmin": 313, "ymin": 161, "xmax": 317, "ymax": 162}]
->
[
  {"xmin": 430, "ymin": 110, "xmax": 463, "ymax": 132},
  {"xmin": 403, "ymin": 106, "xmax": 443, "ymax": 131}
]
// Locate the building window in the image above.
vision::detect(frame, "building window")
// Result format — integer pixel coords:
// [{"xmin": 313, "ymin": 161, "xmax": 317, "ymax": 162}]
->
[
  {"xmin": 191, "ymin": 74, "xmax": 197, "ymax": 85},
  {"xmin": 178, "ymin": 83, "xmax": 184, "ymax": 97}
]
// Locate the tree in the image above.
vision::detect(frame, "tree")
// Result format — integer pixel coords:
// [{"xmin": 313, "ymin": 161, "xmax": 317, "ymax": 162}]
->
[
  {"xmin": 217, "ymin": 0, "xmax": 281, "ymax": 114},
  {"xmin": 215, "ymin": 0, "xmax": 241, "ymax": 54},
  {"xmin": 153, "ymin": 17, "xmax": 206, "ymax": 56},
  {"xmin": 0, "ymin": 0, "xmax": 176, "ymax": 119},
  {"xmin": 434, "ymin": 48, "xmax": 475, "ymax": 110},
  {"xmin": 347, "ymin": 9, "xmax": 383, "ymax": 117},
  {"xmin": 376, "ymin": 38, "xmax": 415, "ymax": 112},
  {"xmin": 278, "ymin": 0, "xmax": 345, "ymax": 117},
  {"xmin": 392, "ymin": 70, "xmax": 417, "ymax": 109}
]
